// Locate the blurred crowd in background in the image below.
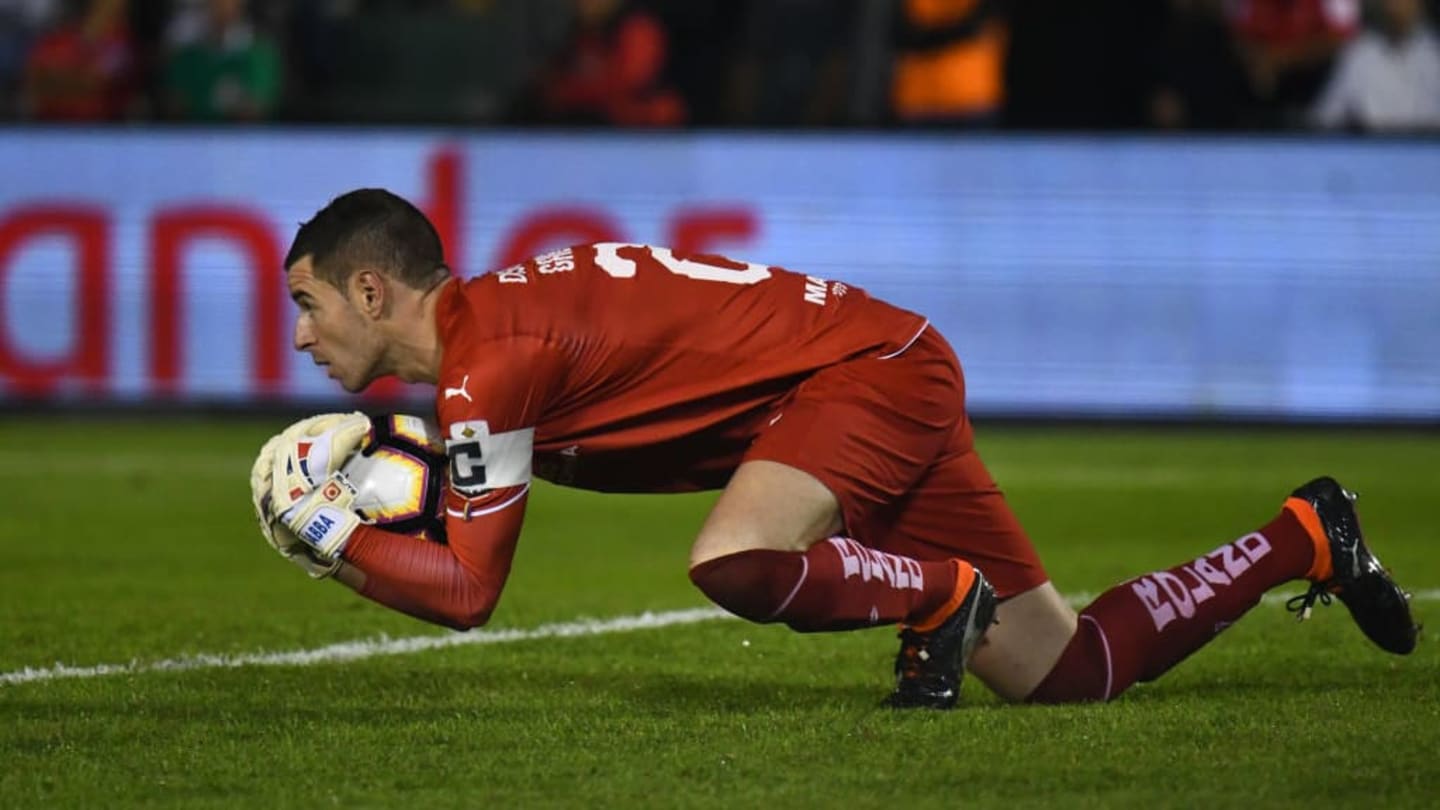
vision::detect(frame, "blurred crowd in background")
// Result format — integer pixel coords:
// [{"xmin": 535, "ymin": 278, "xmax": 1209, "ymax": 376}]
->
[{"xmin": 1, "ymin": 0, "xmax": 1438, "ymax": 132}]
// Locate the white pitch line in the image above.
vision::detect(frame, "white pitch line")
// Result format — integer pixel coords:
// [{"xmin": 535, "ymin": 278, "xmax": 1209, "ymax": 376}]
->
[
  {"xmin": 5, "ymin": 590, "xmax": 1437, "ymax": 688},
  {"xmin": 0, "ymin": 607, "xmax": 730, "ymax": 687}
]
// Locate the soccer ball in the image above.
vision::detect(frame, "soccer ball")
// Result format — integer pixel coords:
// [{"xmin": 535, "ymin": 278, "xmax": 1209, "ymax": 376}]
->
[
  {"xmin": 345, "ymin": 413, "xmax": 450, "ymax": 543},
  {"xmin": 300, "ymin": 413, "xmax": 449, "ymax": 543}
]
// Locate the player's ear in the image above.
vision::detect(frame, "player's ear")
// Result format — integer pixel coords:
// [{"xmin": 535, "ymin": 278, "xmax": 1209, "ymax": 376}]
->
[{"xmin": 351, "ymin": 269, "xmax": 387, "ymax": 319}]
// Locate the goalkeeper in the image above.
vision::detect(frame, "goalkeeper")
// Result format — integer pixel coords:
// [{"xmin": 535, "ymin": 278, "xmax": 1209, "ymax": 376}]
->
[{"xmin": 252, "ymin": 189, "xmax": 1417, "ymax": 708}]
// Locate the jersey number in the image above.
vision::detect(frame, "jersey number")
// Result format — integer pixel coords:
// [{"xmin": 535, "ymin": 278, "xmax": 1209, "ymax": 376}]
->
[{"xmin": 592, "ymin": 243, "xmax": 772, "ymax": 285}]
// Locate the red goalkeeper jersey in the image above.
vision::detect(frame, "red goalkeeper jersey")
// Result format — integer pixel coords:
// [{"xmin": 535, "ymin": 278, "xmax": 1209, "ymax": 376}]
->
[
  {"xmin": 433, "ymin": 242, "xmax": 928, "ymax": 497},
  {"xmin": 347, "ymin": 242, "xmax": 928, "ymax": 629}
]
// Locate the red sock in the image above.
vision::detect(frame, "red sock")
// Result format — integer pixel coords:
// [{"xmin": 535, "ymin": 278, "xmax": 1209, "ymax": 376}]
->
[
  {"xmin": 1027, "ymin": 508, "xmax": 1319, "ymax": 703},
  {"xmin": 689, "ymin": 537, "xmax": 963, "ymax": 632}
]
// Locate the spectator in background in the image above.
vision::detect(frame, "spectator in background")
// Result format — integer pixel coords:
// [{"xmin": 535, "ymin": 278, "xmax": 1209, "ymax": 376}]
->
[
  {"xmin": 1311, "ymin": 0, "xmax": 1440, "ymax": 130},
  {"xmin": 1227, "ymin": 0, "xmax": 1360, "ymax": 126},
  {"xmin": 648, "ymin": 0, "xmax": 744, "ymax": 127},
  {"xmin": 124, "ymin": 0, "xmax": 174, "ymax": 118},
  {"xmin": 0, "ymin": 1, "xmax": 48, "ymax": 118},
  {"xmin": 890, "ymin": 0, "xmax": 1007, "ymax": 126},
  {"xmin": 19, "ymin": 0, "xmax": 134, "ymax": 121},
  {"xmin": 1003, "ymin": 1, "xmax": 1164, "ymax": 129},
  {"xmin": 726, "ymin": 0, "xmax": 859, "ymax": 127},
  {"xmin": 527, "ymin": 0, "xmax": 684, "ymax": 127},
  {"xmin": 163, "ymin": 0, "xmax": 280, "ymax": 121},
  {"xmin": 1150, "ymin": 0, "xmax": 1256, "ymax": 129}
]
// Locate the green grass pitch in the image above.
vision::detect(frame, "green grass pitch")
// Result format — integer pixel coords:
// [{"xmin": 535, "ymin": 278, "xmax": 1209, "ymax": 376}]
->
[{"xmin": 1, "ymin": 418, "xmax": 1436, "ymax": 808}]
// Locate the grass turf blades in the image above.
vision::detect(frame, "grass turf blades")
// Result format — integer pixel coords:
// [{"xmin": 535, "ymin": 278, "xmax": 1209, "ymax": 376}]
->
[{"xmin": 1, "ymin": 419, "xmax": 1436, "ymax": 808}]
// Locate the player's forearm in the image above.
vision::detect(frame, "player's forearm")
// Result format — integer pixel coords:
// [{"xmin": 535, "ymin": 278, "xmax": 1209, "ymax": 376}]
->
[{"xmin": 340, "ymin": 526, "xmax": 503, "ymax": 630}]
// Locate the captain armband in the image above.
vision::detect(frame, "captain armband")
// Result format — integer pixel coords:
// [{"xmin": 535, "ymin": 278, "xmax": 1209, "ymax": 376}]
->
[{"xmin": 444, "ymin": 420, "xmax": 534, "ymax": 520}]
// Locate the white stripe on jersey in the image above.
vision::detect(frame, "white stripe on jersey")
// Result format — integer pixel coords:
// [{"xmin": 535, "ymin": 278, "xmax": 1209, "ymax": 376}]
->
[
  {"xmin": 447, "ymin": 483, "xmax": 530, "ymax": 519},
  {"xmin": 877, "ymin": 319, "xmax": 930, "ymax": 360}
]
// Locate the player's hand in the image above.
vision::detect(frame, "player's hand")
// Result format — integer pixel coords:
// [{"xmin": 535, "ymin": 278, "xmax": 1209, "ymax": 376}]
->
[
  {"xmin": 250, "ymin": 430, "xmax": 285, "ymax": 546},
  {"xmin": 250, "ymin": 429, "xmax": 342, "ymax": 573},
  {"xmin": 267, "ymin": 411, "xmax": 373, "ymax": 521},
  {"xmin": 249, "ymin": 412, "xmax": 371, "ymax": 578},
  {"xmin": 277, "ymin": 470, "xmax": 368, "ymax": 562},
  {"xmin": 269, "ymin": 525, "xmax": 345, "ymax": 579},
  {"xmin": 250, "ymin": 432, "xmax": 341, "ymax": 578}
]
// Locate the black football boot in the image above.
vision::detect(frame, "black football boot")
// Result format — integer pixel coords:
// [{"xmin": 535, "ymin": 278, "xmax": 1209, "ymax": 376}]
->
[
  {"xmin": 885, "ymin": 567, "xmax": 998, "ymax": 709},
  {"xmin": 1285, "ymin": 476, "xmax": 1419, "ymax": 655}
]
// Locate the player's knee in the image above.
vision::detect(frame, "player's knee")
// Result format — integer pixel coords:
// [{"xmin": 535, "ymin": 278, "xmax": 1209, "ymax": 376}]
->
[
  {"xmin": 688, "ymin": 549, "xmax": 801, "ymax": 623},
  {"xmin": 689, "ymin": 523, "xmax": 781, "ymax": 568}
]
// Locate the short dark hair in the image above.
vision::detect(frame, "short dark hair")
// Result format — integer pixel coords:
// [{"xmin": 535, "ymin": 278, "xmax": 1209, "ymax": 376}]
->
[{"xmin": 285, "ymin": 189, "xmax": 449, "ymax": 290}]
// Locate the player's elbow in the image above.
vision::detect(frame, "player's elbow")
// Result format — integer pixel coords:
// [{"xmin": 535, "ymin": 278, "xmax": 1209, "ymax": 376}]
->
[
  {"xmin": 443, "ymin": 582, "xmax": 501, "ymax": 630},
  {"xmin": 429, "ymin": 604, "xmax": 491, "ymax": 631},
  {"xmin": 445, "ymin": 604, "xmax": 494, "ymax": 631}
]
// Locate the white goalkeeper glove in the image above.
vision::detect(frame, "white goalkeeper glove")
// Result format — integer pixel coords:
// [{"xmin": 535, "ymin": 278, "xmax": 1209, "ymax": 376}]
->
[
  {"xmin": 249, "ymin": 412, "xmax": 372, "ymax": 578},
  {"xmin": 266, "ymin": 411, "xmax": 373, "ymax": 521},
  {"xmin": 248, "ymin": 431, "xmax": 331, "ymax": 577},
  {"xmin": 277, "ymin": 470, "xmax": 369, "ymax": 562}
]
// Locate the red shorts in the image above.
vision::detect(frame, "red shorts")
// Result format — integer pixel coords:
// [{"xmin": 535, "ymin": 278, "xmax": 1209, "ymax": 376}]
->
[{"xmin": 744, "ymin": 326, "xmax": 1048, "ymax": 599}]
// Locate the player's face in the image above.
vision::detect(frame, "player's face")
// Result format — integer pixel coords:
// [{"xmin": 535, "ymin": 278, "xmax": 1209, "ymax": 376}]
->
[{"xmin": 287, "ymin": 256, "xmax": 385, "ymax": 393}]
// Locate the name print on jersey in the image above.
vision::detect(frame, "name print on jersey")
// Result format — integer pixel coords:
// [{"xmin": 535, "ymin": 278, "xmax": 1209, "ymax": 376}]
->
[
  {"xmin": 535, "ymin": 248, "xmax": 575, "ymax": 274},
  {"xmin": 804, "ymin": 275, "xmax": 828, "ymax": 306},
  {"xmin": 496, "ymin": 265, "xmax": 528, "ymax": 284}
]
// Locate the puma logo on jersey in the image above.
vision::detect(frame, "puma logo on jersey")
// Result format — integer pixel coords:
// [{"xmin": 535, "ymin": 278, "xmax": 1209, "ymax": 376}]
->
[{"xmin": 444, "ymin": 374, "xmax": 473, "ymax": 402}]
